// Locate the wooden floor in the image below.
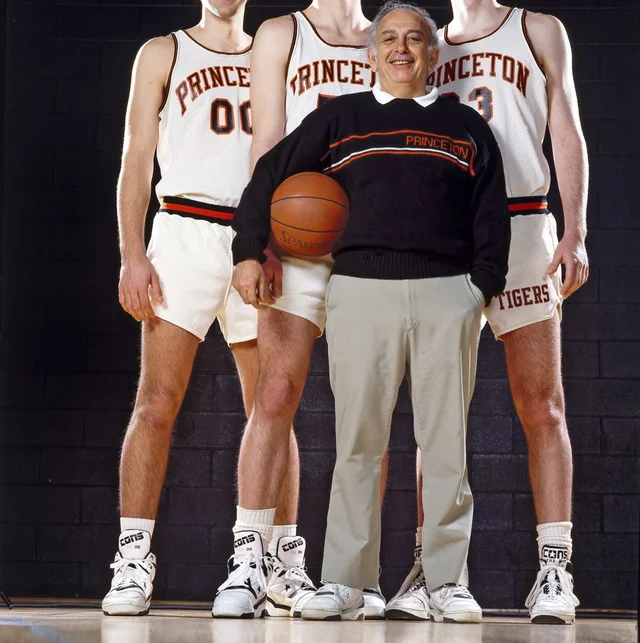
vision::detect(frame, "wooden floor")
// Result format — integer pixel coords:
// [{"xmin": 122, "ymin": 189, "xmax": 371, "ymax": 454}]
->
[{"xmin": 0, "ymin": 609, "xmax": 636, "ymax": 643}]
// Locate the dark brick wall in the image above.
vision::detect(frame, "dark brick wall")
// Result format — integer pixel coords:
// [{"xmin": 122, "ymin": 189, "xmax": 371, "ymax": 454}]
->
[{"xmin": 1, "ymin": 0, "xmax": 638, "ymax": 609}]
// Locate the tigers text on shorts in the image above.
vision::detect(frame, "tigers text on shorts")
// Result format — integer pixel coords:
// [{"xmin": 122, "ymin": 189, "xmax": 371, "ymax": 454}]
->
[{"xmin": 485, "ymin": 198, "xmax": 561, "ymax": 338}]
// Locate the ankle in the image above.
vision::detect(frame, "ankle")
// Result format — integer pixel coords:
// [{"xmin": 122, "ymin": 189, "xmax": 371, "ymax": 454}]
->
[
  {"xmin": 121, "ymin": 517, "xmax": 156, "ymax": 537},
  {"xmin": 233, "ymin": 506, "xmax": 276, "ymax": 553},
  {"xmin": 268, "ymin": 524, "xmax": 297, "ymax": 554},
  {"xmin": 537, "ymin": 521, "xmax": 573, "ymax": 565},
  {"xmin": 118, "ymin": 528, "xmax": 152, "ymax": 560}
]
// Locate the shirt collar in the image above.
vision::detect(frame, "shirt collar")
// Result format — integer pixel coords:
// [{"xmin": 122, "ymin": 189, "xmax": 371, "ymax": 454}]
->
[{"xmin": 372, "ymin": 83, "xmax": 439, "ymax": 107}]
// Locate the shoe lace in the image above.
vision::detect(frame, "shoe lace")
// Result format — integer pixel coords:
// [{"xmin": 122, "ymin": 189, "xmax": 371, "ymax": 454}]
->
[
  {"xmin": 451, "ymin": 584, "xmax": 472, "ymax": 597},
  {"xmin": 110, "ymin": 557, "xmax": 152, "ymax": 590},
  {"xmin": 282, "ymin": 562, "xmax": 316, "ymax": 591},
  {"xmin": 407, "ymin": 570, "xmax": 426, "ymax": 594},
  {"xmin": 525, "ymin": 564, "xmax": 578, "ymax": 608},
  {"xmin": 436, "ymin": 583, "xmax": 472, "ymax": 601},
  {"xmin": 220, "ymin": 553, "xmax": 270, "ymax": 593},
  {"xmin": 318, "ymin": 582, "xmax": 353, "ymax": 596}
]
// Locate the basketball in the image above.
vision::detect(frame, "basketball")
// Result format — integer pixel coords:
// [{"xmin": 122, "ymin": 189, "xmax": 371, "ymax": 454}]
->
[{"xmin": 270, "ymin": 172, "xmax": 349, "ymax": 258}]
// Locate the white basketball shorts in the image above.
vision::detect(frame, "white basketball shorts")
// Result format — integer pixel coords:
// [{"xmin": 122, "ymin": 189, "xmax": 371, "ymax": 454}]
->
[
  {"xmin": 147, "ymin": 211, "xmax": 257, "ymax": 344},
  {"xmin": 485, "ymin": 212, "xmax": 562, "ymax": 339},
  {"xmin": 269, "ymin": 254, "xmax": 334, "ymax": 335}
]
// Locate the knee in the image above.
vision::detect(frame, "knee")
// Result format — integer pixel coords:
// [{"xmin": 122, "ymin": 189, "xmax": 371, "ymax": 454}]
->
[
  {"xmin": 513, "ymin": 388, "xmax": 566, "ymax": 440},
  {"xmin": 132, "ymin": 388, "xmax": 183, "ymax": 435},
  {"xmin": 257, "ymin": 373, "xmax": 301, "ymax": 422}
]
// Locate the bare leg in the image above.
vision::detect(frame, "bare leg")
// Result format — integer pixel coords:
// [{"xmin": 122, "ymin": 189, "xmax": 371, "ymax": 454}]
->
[
  {"xmin": 120, "ymin": 320, "xmax": 199, "ymax": 518},
  {"xmin": 274, "ymin": 431, "xmax": 300, "ymax": 524},
  {"xmin": 230, "ymin": 339, "xmax": 258, "ymax": 418},
  {"xmin": 380, "ymin": 450, "xmax": 389, "ymax": 508},
  {"xmin": 237, "ymin": 308, "xmax": 317, "ymax": 511},
  {"xmin": 232, "ymin": 339, "xmax": 300, "ymax": 525},
  {"xmin": 502, "ymin": 313, "xmax": 572, "ymax": 522}
]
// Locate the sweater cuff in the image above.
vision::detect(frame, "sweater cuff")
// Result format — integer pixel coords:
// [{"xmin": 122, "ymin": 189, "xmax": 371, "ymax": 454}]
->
[
  {"xmin": 232, "ymin": 237, "xmax": 267, "ymax": 265},
  {"xmin": 470, "ymin": 269, "xmax": 505, "ymax": 305}
]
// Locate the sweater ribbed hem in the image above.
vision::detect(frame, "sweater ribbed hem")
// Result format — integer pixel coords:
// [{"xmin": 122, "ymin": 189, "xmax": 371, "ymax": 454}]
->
[
  {"xmin": 332, "ymin": 250, "xmax": 467, "ymax": 281},
  {"xmin": 232, "ymin": 238, "xmax": 267, "ymax": 265}
]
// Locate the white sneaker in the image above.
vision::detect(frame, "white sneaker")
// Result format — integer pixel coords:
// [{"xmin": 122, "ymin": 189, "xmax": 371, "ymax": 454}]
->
[
  {"xmin": 526, "ymin": 562, "xmax": 579, "ymax": 624},
  {"xmin": 212, "ymin": 530, "xmax": 272, "ymax": 619},
  {"xmin": 429, "ymin": 583, "xmax": 482, "ymax": 623},
  {"xmin": 385, "ymin": 563, "xmax": 429, "ymax": 619},
  {"xmin": 301, "ymin": 583, "xmax": 365, "ymax": 621},
  {"xmin": 266, "ymin": 536, "xmax": 316, "ymax": 618},
  {"xmin": 386, "ymin": 545, "xmax": 429, "ymax": 620},
  {"xmin": 363, "ymin": 587, "xmax": 386, "ymax": 619},
  {"xmin": 392, "ymin": 546, "xmax": 423, "ymax": 600},
  {"xmin": 102, "ymin": 551, "xmax": 156, "ymax": 616}
]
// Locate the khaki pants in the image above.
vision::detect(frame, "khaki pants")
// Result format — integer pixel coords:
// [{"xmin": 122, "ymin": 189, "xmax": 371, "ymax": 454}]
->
[{"xmin": 321, "ymin": 274, "xmax": 484, "ymax": 591}]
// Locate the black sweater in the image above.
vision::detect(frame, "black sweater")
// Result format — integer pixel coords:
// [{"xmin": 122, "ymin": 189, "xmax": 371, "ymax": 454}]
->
[{"xmin": 232, "ymin": 90, "xmax": 510, "ymax": 303}]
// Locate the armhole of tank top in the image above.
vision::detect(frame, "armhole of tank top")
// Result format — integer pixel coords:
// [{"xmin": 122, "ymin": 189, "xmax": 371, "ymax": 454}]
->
[
  {"xmin": 285, "ymin": 14, "xmax": 298, "ymax": 76},
  {"xmin": 444, "ymin": 7, "xmax": 514, "ymax": 46},
  {"xmin": 283, "ymin": 14, "xmax": 298, "ymax": 118},
  {"xmin": 158, "ymin": 32, "xmax": 178, "ymax": 114},
  {"xmin": 521, "ymin": 10, "xmax": 546, "ymax": 78}
]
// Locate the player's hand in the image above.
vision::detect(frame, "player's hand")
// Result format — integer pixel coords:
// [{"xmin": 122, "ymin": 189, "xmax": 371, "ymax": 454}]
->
[
  {"xmin": 233, "ymin": 259, "xmax": 266, "ymax": 309},
  {"xmin": 262, "ymin": 246, "xmax": 283, "ymax": 303},
  {"xmin": 119, "ymin": 253, "xmax": 163, "ymax": 323},
  {"xmin": 546, "ymin": 235, "xmax": 589, "ymax": 299}
]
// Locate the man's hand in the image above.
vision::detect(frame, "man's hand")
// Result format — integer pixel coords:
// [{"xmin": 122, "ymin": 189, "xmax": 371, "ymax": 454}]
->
[
  {"xmin": 233, "ymin": 259, "xmax": 269, "ymax": 309},
  {"xmin": 262, "ymin": 246, "xmax": 283, "ymax": 301},
  {"xmin": 119, "ymin": 253, "xmax": 163, "ymax": 323},
  {"xmin": 546, "ymin": 235, "xmax": 589, "ymax": 299}
]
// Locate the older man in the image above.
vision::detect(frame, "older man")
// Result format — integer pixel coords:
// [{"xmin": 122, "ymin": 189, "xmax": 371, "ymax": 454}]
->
[{"xmin": 231, "ymin": 1, "xmax": 511, "ymax": 622}]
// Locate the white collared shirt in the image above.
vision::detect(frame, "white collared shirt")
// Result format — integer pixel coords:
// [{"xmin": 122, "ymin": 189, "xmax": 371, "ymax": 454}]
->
[{"xmin": 372, "ymin": 83, "xmax": 439, "ymax": 107}]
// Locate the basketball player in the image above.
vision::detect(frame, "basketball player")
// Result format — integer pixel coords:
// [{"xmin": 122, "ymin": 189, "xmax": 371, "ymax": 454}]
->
[
  {"xmin": 213, "ymin": 0, "xmax": 387, "ymax": 620},
  {"xmin": 386, "ymin": 1, "xmax": 588, "ymax": 625},
  {"xmin": 102, "ymin": 0, "xmax": 304, "ymax": 618}
]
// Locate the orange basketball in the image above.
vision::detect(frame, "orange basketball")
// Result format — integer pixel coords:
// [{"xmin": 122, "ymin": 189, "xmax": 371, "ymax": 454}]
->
[{"xmin": 270, "ymin": 172, "xmax": 349, "ymax": 258}]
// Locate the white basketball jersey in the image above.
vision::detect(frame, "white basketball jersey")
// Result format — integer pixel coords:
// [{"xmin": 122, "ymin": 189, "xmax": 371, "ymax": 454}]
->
[
  {"xmin": 156, "ymin": 31, "xmax": 252, "ymax": 207},
  {"xmin": 431, "ymin": 7, "xmax": 549, "ymax": 198},
  {"xmin": 285, "ymin": 12, "xmax": 375, "ymax": 135}
]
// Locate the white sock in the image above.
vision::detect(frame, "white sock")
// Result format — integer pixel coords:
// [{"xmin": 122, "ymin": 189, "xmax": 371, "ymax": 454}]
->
[
  {"xmin": 121, "ymin": 517, "xmax": 155, "ymax": 537},
  {"xmin": 233, "ymin": 506, "xmax": 276, "ymax": 554},
  {"xmin": 118, "ymin": 518, "xmax": 155, "ymax": 560},
  {"xmin": 537, "ymin": 522, "xmax": 573, "ymax": 564},
  {"xmin": 268, "ymin": 524, "xmax": 297, "ymax": 555},
  {"xmin": 415, "ymin": 526, "xmax": 423, "ymax": 548},
  {"xmin": 118, "ymin": 530, "xmax": 152, "ymax": 560}
]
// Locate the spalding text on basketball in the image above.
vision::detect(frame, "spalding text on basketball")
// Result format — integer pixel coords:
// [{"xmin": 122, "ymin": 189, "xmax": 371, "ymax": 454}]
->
[{"xmin": 279, "ymin": 230, "xmax": 330, "ymax": 250}]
